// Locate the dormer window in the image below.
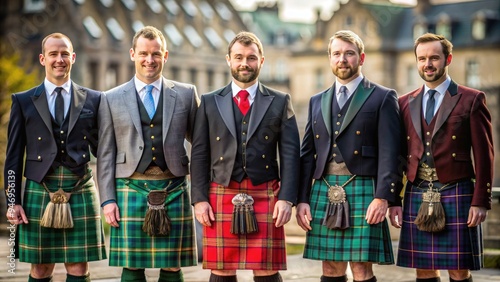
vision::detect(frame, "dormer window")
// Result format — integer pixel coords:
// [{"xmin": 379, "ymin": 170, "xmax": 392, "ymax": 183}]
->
[
  {"xmin": 472, "ymin": 12, "xmax": 486, "ymax": 40},
  {"xmin": 436, "ymin": 13, "xmax": 452, "ymax": 39}
]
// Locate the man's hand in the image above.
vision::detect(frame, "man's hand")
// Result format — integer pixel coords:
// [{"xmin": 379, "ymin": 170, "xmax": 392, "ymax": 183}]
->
[
  {"xmin": 194, "ymin": 201, "xmax": 215, "ymax": 227},
  {"xmin": 296, "ymin": 203, "xmax": 312, "ymax": 231},
  {"xmin": 467, "ymin": 206, "xmax": 487, "ymax": 227},
  {"xmin": 365, "ymin": 198, "xmax": 388, "ymax": 225},
  {"xmin": 388, "ymin": 206, "xmax": 402, "ymax": 228},
  {"xmin": 273, "ymin": 200, "xmax": 292, "ymax": 227},
  {"xmin": 103, "ymin": 202, "xmax": 120, "ymax": 228},
  {"xmin": 6, "ymin": 204, "xmax": 28, "ymax": 225}
]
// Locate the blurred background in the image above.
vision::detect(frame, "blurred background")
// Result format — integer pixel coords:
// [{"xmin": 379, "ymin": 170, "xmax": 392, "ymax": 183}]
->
[{"xmin": 0, "ymin": 0, "xmax": 499, "ymax": 271}]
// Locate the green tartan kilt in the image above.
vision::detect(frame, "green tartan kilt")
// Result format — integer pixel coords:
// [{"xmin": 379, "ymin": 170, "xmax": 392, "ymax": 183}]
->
[
  {"xmin": 109, "ymin": 177, "xmax": 197, "ymax": 268},
  {"xmin": 18, "ymin": 167, "xmax": 106, "ymax": 264},
  {"xmin": 303, "ymin": 174, "xmax": 394, "ymax": 264}
]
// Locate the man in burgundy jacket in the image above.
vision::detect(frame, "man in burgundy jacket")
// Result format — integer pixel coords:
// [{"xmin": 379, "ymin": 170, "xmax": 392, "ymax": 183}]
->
[{"xmin": 389, "ymin": 33, "xmax": 494, "ymax": 282}]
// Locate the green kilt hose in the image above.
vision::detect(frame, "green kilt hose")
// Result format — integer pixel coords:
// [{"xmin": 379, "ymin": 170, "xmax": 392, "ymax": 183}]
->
[
  {"xmin": 18, "ymin": 167, "xmax": 106, "ymax": 264},
  {"xmin": 397, "ymin": 180, "xmax": 483, "ymax": 270},
  {"xmin": 203, "ymin": 179, "xmax": 287, "ymax": 270},
  {"xmin": 304, "ymin": 174, "xmax": 394, "ymax": 264},
  {"xmin": 109, "ymin": 176, "xmax": 197, "ymax": 268}
]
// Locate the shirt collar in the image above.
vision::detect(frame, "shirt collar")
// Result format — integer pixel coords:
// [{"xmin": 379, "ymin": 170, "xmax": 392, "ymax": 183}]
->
[
  {"xmin": 134, "ymin": 76, "xmax": 162, "ymax": 93},
  {"xmin": 424, "ymin": 75, "xmax": 451, "ymax": 96},
  {"xmin": 44, "ymin": 78, "xmax": 71, "ymax": 96},
  {"xmin": 336, "ymin": 74, "xmax": 364, "ymax": 96},
  {"xmin": 231, "ymin": 81, "xmax": 258, "ymax": 100}
]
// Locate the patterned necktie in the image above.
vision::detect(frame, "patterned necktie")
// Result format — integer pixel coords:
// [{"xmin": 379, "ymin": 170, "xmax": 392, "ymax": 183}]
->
[
  {"xmin": 54, "ymin": 87, "xmax": 64, "ymax": 125},
  {"xmin": 425, "ymin": 89, "xmax": 437, "ymax": 124},
  {"xmin": 338, "ymin": 85, "xmax": 348, "ymax": 109},
  {"xmin": 237, "ymin": 90, "xmax": 250, "ymax": 115},
  {"xmin": 143, "ymin": 85, "xmax": 155, "ymax": 119}
]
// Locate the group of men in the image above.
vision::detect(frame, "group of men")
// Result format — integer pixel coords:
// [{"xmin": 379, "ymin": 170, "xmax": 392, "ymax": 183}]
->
[{"xmin": 4, "ymin": 24, "xmax": 493, "ymax": 282}]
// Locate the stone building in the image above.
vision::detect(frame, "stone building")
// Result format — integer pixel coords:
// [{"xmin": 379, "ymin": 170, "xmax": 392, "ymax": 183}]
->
[{"xmin": 0, "ymin": 0, "xmax": 248, "ymax": 94}]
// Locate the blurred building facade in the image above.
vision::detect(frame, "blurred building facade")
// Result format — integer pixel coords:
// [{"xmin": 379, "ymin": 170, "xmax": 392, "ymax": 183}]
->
[{"xmin": 0, "ymin": 0, "xmax": 248, "ymax": 94}]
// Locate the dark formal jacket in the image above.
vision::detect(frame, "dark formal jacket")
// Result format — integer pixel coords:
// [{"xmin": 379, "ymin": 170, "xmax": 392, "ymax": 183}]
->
[
  {"xmin": 97, "ymin": 78, "xmax": 199, "ymax": 204},
  {"xmin": 399, "ymin": 81, "xmax": 494, "ymax": 209},
  {"xmin": 190, "ymin": 83, "xmax": 300, "ymax": 204},
  {"xmin": 4, "ymin": 82, "xmax": 102, "ymax": 204},
  {"xmin": 299, "ymin": 78, "xmax": 402, "ymax": 204}
]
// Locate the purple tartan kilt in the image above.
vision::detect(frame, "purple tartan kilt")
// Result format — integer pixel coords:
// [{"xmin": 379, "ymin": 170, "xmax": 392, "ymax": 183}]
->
[{"xmin": 397, "ymin": 179, "xmax": 483, "ymax": 270}]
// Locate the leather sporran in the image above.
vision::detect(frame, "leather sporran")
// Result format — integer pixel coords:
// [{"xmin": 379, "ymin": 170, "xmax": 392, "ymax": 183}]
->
[
  {"xmin": 414, "ymin": 185, "xmax": 445, "ymax": 232},
  {"xmin": 230, "ymin": 193, "xmax": 258, "ymax": 235},
  {"xmin": 142, "ymin": 190, "xmax": 171, "ymax": 236},
  {"xmin": 322, "ymin": 184, "xmax": 350, "ymax": 230},
  {"xmin": 40, "ymin": 188, "xmax": 74, "ymax": 229}
]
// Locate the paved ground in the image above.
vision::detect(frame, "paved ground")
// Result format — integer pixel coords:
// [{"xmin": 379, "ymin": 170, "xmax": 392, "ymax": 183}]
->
[{"xmin": 1, "ymin": 235, "xmax": 499, "ymax": 282}]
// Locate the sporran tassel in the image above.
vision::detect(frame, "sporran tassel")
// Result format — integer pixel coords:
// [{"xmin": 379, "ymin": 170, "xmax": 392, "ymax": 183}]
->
[
  {"xmin": 414, "ymin": 186, "xmax": 445, "ymax": 232},
  {"xmin": 142, "ymin": 190, "xmax": 170, "ymax": 236},
  {"xmin": 230, "ymin": 193, "xmax": 258, "ymax": 235},
  {"xmin": 40, "ymin": 188, "xmax": 74, "ymax": 229}
]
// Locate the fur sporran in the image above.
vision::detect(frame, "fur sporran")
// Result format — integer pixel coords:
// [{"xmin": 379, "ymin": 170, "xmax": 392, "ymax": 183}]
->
[
  {"xmin": 230, "ymin": 193, "xmax": 258, "ymax": 235},
  {"xmin": 40, "ymin": 188, "xmax": 74, "ymax": 229},
  {"xmin": 414, "ymin": 185, "xmax": 445, "ymax": 232},
  {"xmin": 142, "ymin": 190, "xmax": 170, "ymax": 236}
]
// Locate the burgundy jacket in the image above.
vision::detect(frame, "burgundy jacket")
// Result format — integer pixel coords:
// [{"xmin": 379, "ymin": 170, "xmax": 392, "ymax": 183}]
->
[{"xmin": 399, "ymin": 81, "xmax": 494, "ymax": 209}]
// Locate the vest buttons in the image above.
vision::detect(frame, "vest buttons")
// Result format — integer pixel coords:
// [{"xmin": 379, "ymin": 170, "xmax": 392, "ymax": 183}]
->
[
  {"xmin": 333, "ymin": 144, "xmax": 337, "ymax": 148},
  {"xmin": 315, "ymin": 134, "xmax": 319, "ymax": 139},
  {"xmin": 152, "ymin": 147, "xmax": 155, "ymax": 151},
  {"xmin": 37, "ymin": 156, "xmax": 41, "ymax": 160},
  {"xmin": 426, "ymin": 152, "xmax": 430, "ymax": 156},
  {"xmin": 336, "ymin": 122, "xmax": 340, "ymax": 125},
  {"xmin": 83, "ymin": 136, "xmax": 87, "ymax": 140},
  {"xmin": 60, "ymin": 130, "xmax": 64, "ymax": 134},
  {"xmin": 265, "ymin": 136, "xmax": 269, "ymax": 140},
  {"xmin": 452, "ymin": 153, "xmax": 456, "ymax": 158},
  {"xmin": 356, "ymin": 131, "xmax": 361, "ymax": 135},
  {"xmin": 452, "ymin": 135, "xmax": 456, "ymax": 140},
  {"xmin": 151, "ymin": 135, "xmax": 155, "ymax": 139},
  {"xmin": 152, "ymin": 157, "xmax": 156, "ymax": 161},
  {"xmin": 426, "ymin": 131, "xmax": 430, "ymax": 135},
  {"xmin": 334, "ymin": 131, "xmax": 339, "ymax": 135},
  {"xmin": 150, "ymin": 124, "xmax": 154, "ymax": 128},
  {"xmin": 216, "ymin": 137, "xmax": 220, "ymax": 141},
  {"xmin": 407, "ymin": 136, "xmax": 410, "ymax": 140},
  {"xmin": 83, "ymin": 154, "xmax": 86, "ymax": 158},
  {"xmin": 262, "ymin": 155, "xmax": 265, "ymax": 159},
  {"xmin": 38, "ymin": 137, "xmax": 42, "ymax": 140},
  {"xmin": 220, "ymin": 157, "xmax": 223, "ymax": 160},
  {"xmin": 266, "ymin": 165, "xmax": 269, "ymax": 169},
  {"xmin": 354, "ymin": 150, "xmax": 359, "ymax": 155}
]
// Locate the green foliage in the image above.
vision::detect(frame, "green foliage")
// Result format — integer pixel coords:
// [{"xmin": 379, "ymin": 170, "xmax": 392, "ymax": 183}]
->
[{"xmin": 0, "ymin": 42, "xmax": 41, "ymax": 190}]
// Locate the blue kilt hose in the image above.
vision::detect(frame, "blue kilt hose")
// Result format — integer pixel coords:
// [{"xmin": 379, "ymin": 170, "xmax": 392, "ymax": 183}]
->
[
  {"xmin": 397, "ymin": 179, "xmax": 483, "ymax": 270},
  {"xmin": 109, "ymin": 176, "xmax": 197, "ymax": 268},
  {"xmin": 18, "ymin": 166, "xmax": 106, "ymax": 264},
  {"xmin": 304, "ymin": 174, "xmax": 394, "ymax": 264}
]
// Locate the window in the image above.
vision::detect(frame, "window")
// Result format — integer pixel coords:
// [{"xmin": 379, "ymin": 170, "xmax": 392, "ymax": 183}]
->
[
  {"xmin": 472, "ymin": 16, "xmax": 486, "ymax": 40},
  {"xmin": 199, "ymin": 1, "xmax": 214, "ymax": 20},
  {"xmin": 132, "ymin": 20, "xmax": 144, "ymax": 33},
  {"xmin": 466, "ymin": 60, "xmax": 480, "ymax": 88},
  {"xmin": 100, "ymin": 0, "xmax": 113, "ymax": 8},
  {"xmin": 223, "ymin": 29, "xmax": 236, "ymax": 44},
  {"xmin": 316, "ymin": 68, "xmax": 324, "ymax": 90},
  {"xmin": 89, "ymin": 62, "xmax": 99, "ymax": 90},
  {"xmin": 436, "ymin": 14, "xmax": 451, "ymax": 40},
  {"xmin": 146, "ymin": 0, "xmax": 163, "ymax": 14},
  {"xmin": 184, "ymin": 25, "xmax": 203, "ymax": 48},
  {"xmin": 83, "ymin": 16, "xmax": 103, "ymax": 39},
  {"xmin": 215, "ymin": 2, "xmax": 232, "ymax": 21},
  {"xmin": 170, "ymin": 66, "xmax": 179, "ymax": 81},
  {"xmin": 24, "ymin": 0, "xmax": 45, "ymax": 13},
  {"xmin": 204, "ymin": 27, "xmax": 223, "ymax": 49},
  {"xmin": 407, "ymin": 64, "xmax": 415, "ymax": 87},
  {"xmin": 106, "ymin": 18, "xmax": 125, "ymax": 41},
  {"xmin": 182, "ymin": 0, "xmax": 198, "ymax": 17},
  {"xmin": 106, "ymin": 63, "xmax": 119, "ymax": 90},
  {"xmin": 189, "ymin": 68, "xmax": 197, "ymax": 85},
  {"xmin": 164, "ymin": 24, "xmax": 184, "ymax": 46},
  {"xmin": 121, "ymin": 0, "xmax": 136, "ymax": 10},
  {"xmin": 275, "ymin": 59, "xmax": 287, "ymax": 82},
  {"xmin": 164, "ymin": 0, "xmax": 179, "ymax": 15},
  {"xmin": 207, "ymin": 69, "xmax": 214, "ymax": 90}
]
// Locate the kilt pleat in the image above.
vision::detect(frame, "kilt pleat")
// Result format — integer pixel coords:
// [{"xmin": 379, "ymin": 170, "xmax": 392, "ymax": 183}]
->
[
  {"xmin": 109, "ymin": 177, "xmax": 197, "ymax": 268},
  {"xmin": 202, "ymin": 179, "xmax": 287, "ymax": 270},
  {"xmin": 397, "ymin": 180, "xmax": 483, "ymax": 270},
  {"xmin": 303, "ymin": 175, "xmax": 394, "ymax": 264},
  {"xmin": 18, "ymin": 167, "xmax": 106, "ymax": 264}
]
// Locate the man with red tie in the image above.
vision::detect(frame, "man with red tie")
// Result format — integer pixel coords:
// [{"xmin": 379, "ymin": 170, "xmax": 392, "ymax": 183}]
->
[
  {"xmin": 190, "ymin": 31, "xmax": 300, "ymax": 282},
  {"xmin": 389, "ymin": 33, "xmax": 494, "ymax": 282}
]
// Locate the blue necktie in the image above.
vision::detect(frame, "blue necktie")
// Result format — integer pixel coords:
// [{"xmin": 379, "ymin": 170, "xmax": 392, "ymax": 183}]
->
[
  {"xmin": 143, "ymin": 85, "xmax": 155, "ymax": 119},
  {"xmin": 425, "ymin": 89, "xmax": 437, "ymax": 124},
  {"xmin": 338, "ymin": 86, "xmax": 348, "ymax": 109}
]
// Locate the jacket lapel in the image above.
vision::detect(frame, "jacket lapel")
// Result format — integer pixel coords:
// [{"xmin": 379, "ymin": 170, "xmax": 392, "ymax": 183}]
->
[
  {"xmin": 161, "ymin": 78, "xmax": 177, "ymax": 141},
  {"xmin": 31, "ymin": 83, "xmax": 53, "ymax": 134},
  {"xmin": 247, "ymin": 84, "xmax": 273, "ymax": 140},
  {"xmin": 432, "ymin": 81, "xmax": 460, "ymax": 138},
  {"xmin": 320, "ymin": 87, "xmax": 334, "ymax": 137},
  {"xmin": 409, "ymin": 87, "xmax": 424, "ymax": 142},
  {"xmin": 122, "ymin": 79, "xmax": 142, "ymax": 139},
  {"xmin": 339, "ymin": 78, "xmax": 374, "ymax": 135},
  {"xmin": 215, "ymin": 85, "xmax": 237, "ymax": 139},
  {"xmin": 67, "ymin": 82, "xmax": 86, "ymax": 134}
]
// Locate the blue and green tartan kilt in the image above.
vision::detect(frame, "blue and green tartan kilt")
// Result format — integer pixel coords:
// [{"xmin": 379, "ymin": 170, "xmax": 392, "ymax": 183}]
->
[
  {"xmin": 18, "ymin": 167, "xmax": 106, "ymax": 264},
  {"xmin": 109, "ymin": 176, "xmax": 197, "ymax": 268},
  {"xmin": 303, "ymin": 174, "xmax": 394, "ymax": 264},
  {"xmin": 397, "ymin": 180, "xmax": 483, "ymax": 270}
]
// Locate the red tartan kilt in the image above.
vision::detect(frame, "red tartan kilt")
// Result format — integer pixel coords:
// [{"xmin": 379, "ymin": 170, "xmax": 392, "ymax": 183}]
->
[{"xmin": 203, "ymin": 178, "xmax": 287, "ymax": 270}]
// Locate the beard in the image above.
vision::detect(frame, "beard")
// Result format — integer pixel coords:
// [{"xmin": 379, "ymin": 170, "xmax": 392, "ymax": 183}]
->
[
  {"xmin": 332, "ymin": 64, "xmax": 359, "ymax": 80},
  {"xmin": 231, "ymin": 66, "xmax": 260, "ymax": 84},
  {"xmin": 419, "ymin": 65, "xmax": 446, "ymax": 83}
]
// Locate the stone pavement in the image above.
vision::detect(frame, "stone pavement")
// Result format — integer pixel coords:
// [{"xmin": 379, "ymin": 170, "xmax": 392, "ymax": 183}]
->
[{"xmin": 1, "ymin": 234, "xmax": 500, "ymax": 282}]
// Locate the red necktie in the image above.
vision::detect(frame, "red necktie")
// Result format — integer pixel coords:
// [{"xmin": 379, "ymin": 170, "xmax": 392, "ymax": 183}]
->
[{"xmin": 235, "ymin": 90, "xmax": 250, "ymax": 115}]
